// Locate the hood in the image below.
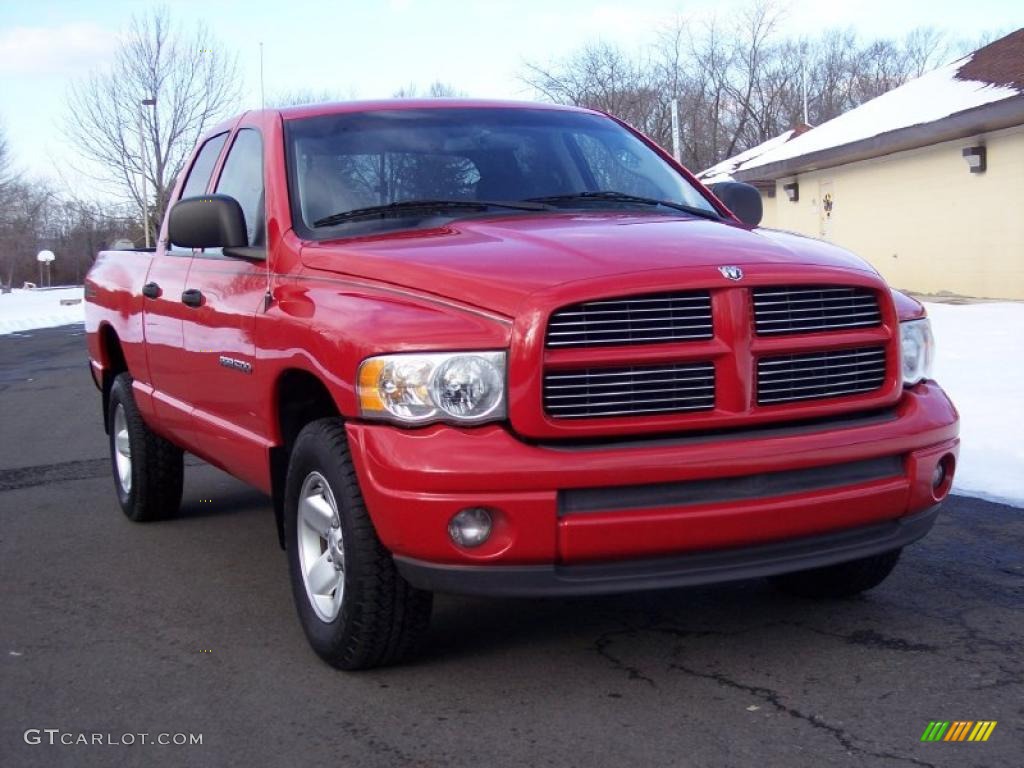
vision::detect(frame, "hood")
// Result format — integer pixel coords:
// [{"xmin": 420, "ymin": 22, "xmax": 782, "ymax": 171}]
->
[{"xmin": 301, "ymin": 213, "xmax": 877, "ymax": 317}]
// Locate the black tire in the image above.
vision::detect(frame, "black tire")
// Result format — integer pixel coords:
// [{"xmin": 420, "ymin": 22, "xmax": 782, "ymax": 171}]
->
[
  {"xmin": 284, "ymin": 418, "xmax": 432, "ymax": 670},
  {"xmin": 769, "ymin": 548, "xmax": 902, "ymax": 598},
  {"xmin": 107, "ymin": 372, "xmax": 184, "ymax": 522}
]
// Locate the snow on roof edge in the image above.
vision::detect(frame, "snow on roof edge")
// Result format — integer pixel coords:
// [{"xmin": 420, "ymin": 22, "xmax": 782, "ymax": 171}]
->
[
  {"xmin": 735, "ymin": 48, "xmax": 1023, "ymax": 175},
  {"xmin": 696, "ymin": 129, "xmax": 798, "ymax": 182}
]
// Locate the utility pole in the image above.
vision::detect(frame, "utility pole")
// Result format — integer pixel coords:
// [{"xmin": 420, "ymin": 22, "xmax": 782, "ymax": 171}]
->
[
  {"xmin": 670, "ymin": 98, "xmax": 682, "ymax": 163},
  {"xmin": 259, "ymin": 42, "xmax": 266, "ymax": 110},
  {"xmin": 801, "ymin": 53, "xmax": 809, "ymax": 125},
  {"xmin": 139, "ymin": 97, "xmax": 157, "ymax": 248}
]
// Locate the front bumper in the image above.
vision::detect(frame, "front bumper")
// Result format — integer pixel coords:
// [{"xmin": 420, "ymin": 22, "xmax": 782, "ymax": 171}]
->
[
  {"xmin": 394, "ymin": 505, "xmax": 939, "ymax": 597},
  {"xmin": 345, "ymin": 382, "xmax": 958, "ymax": 595}
]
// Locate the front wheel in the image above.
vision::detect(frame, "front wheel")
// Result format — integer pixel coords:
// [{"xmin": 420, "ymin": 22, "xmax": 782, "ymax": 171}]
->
[
  {"xmin": 284, "ymin": 418, "xmax": 432, "ymax": 670},
  {"xmin": 769, "ymin": 548, "xmax": 902, "ymax": 598}
]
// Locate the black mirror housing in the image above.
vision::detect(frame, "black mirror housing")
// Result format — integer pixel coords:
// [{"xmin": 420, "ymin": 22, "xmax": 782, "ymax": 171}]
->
[
  {"xmin": 709, "ymin": 182, "xmax": 763, "ymax": 227},
  {"xmin": 168, "ymin": 194, "xmax": 248, "ymax": 249}
]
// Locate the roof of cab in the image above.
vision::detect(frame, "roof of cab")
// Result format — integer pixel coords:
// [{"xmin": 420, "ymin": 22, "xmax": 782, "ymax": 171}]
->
[
  {"xmin": 272, "ymin": 98, "xmax": 601, "ymax": 121},
  {"xmin": 192, "ymin": 99, "xmax": 606, "ymax": 156}
]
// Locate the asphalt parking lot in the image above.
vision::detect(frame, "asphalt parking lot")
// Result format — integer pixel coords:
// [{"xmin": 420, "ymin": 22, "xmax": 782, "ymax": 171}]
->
[{"xmin": 1, "ymin": 324, "xmax": 1021, "ymax": 768}]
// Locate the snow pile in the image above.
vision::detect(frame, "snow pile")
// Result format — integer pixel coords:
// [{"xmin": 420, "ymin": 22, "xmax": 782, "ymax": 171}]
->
[
  {"xmin": 698, "ymin": 129, "xmax": 798, "ymax": 183},
  {"xmin": 925, "ymin": 301, "xmax": 1024, "ymax": 507},
  {"xmin": 0, "ymin": 287, "xmax": 86, "ymax": 335}
]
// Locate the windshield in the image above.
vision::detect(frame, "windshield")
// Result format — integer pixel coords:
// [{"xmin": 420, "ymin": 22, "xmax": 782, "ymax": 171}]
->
[{"xmin": 285, "ymin": 107, "xmax": 718, "ymax": 236}]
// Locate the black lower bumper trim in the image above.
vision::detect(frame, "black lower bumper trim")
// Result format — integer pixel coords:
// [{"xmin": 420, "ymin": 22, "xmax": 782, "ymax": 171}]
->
[
  {"xmin": 394, "ymin": 505, "xmax": 940, "ymax": 597},
  {"xmin": 559, "ymin": 455, "xmax": 904, "ymax": 514}
]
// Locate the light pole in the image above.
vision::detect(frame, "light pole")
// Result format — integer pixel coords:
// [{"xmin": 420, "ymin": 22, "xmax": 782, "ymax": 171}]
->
[
  {"xmin": 670, "ymin": 98, "xmax": 682, "ymax": 163},
  {"xmin": 139, "ymin": 97, "xmax": 157, "ymax": 248}
]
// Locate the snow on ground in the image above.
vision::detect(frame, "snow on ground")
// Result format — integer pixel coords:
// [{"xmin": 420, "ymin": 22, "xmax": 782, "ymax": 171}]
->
[
  {"xmin": 0, "ymin": 287, "xmax": 85, "ymax": 335},
  {"xmin": 0, "ymin": 285, "xmax": 1019, "ymax": 505},
  {"xmin": 925, "ymin": 301, "xmax": 1024, "ymax": 507}
]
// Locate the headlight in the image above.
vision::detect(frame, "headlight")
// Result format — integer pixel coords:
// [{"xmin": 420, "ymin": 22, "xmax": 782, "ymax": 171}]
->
[
  {"xmin": 899, "ymin": 318, "xmax": 934, "ymax": 386},
  {"xmin": 358, "ymin": 351, "xmax": 506, "ymax": 425}
]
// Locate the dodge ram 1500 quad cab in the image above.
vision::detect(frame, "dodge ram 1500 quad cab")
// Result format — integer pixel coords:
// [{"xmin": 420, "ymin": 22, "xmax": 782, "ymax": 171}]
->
[{"xmin": 85, "ymin": 100, "xmax": 959, "ymax": 669}]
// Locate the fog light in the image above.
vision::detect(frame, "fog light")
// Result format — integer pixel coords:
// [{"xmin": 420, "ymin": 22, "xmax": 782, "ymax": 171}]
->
[
  {"xmin": 448, "ymin": 508, "xmax": 492, "ymax": 548},
  {"xmin": 932, "ymin": 463, "xmax": 946, "ymax": 490}
]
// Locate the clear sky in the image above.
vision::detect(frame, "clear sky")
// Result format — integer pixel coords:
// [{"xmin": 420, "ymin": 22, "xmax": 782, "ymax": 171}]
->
[{"xmin": 1, "ymin": 0, "xmax": 1022, "ymax": 188}]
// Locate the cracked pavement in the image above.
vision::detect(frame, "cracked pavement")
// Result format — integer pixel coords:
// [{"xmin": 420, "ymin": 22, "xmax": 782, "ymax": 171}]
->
[{"xmin": 1, "ymin": 325, "xmax": 1021, "ymax": 768}]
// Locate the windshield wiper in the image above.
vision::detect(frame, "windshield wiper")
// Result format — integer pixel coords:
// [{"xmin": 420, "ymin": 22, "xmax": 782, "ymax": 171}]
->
[
  {"xmin": 313, "ymin": 199, "xmax": 554, "ymax": 228},
  {"xmin": 524, "ymin": 191, "xmax": 721, "ymax": 220}
]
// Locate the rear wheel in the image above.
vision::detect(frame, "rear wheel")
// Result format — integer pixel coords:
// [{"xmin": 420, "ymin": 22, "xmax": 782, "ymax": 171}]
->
[
  {"xmin": 284, "ymin": 418, "xmax": 432, "ymax": 670},
  {"xmin": 769, "ymin": 549, "xmax": 902, "ymax": 598},
  {"xmin": 107, "ymin": 372, "xmax": 184, "ymax": 522}
]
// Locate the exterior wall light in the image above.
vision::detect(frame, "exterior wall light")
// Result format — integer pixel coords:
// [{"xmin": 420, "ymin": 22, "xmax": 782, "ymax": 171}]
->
[
  {"xmin": 962, "ymin": 145, "xmax": 986, "ymax": 174},
  {"xmin": 783, "ymin": 182, "xmax": 799, "ymax": 202}
]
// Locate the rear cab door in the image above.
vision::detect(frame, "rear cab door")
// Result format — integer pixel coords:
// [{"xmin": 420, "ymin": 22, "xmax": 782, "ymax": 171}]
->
[{"xmin": 143, "ymin": 130, "xmax": 230, "ymax": 443}]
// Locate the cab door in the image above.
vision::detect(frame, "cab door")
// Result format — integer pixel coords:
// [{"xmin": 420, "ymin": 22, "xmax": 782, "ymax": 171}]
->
[
  {"xmin": 142, "ymin": 131, "xmax": 228, "ymax": 443},
  {"xmin": 181, "ymin": 127, "xmax": 270, "ymax": 487}
]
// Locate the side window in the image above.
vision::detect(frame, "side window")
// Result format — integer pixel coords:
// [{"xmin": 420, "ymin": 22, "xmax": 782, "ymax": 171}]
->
[
  {"xmin": 180, "ymin": 133, "xmax": 228, "ymax": 199},
  {"xmin": 215, "ymin": 129, "xmax": 264, "ymax": 246}
]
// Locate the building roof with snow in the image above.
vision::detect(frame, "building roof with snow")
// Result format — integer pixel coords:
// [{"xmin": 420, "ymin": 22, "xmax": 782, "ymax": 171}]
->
[
  {"xmin": 696, "ymin": 125, "xmax": 810, "ymax": 184},
  {"xmin": 727, "ymin": 28, "xmax": 1024, "ymax": 182}
]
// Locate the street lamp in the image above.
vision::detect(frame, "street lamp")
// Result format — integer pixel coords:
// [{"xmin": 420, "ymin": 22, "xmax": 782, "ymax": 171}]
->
[{"xmin": 139, "ymin": 97, "xmax": 157, "ymax": 248}]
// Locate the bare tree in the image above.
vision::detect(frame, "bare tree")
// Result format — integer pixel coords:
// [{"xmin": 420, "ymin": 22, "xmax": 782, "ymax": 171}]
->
[
  {"xmin": 40, "ymin": 197, "xmax": 140, "ymax": 285},
  {"xmin": 0, "ymin": 190, "xmax": 140, "ymax": 288},
  {"xmin": 720, "ymin": 1, "xmax": 787, "ymax": 155},
  {"xmin": 522, "ymin": 42, "xmax": 664, "ymax": 138},
  {"xmin": 902, "ymin": 27, "xmax": 954, "ymax": 77},
  {"xmin": 0, "ymin": 120, "xmax": 29, "ymax": 287},
  {"xmin": 521, "ymin": 1, "xmax": 988, "ymax": 173},
  {"xmin": 64, "ymin": 7, "xmax": 240, "ymax": 243},
  {"xmin": 392, "ymin": 81, "xmax": 466, "ymax": 98},
  {"xmin": 0, "ymin": 120, "xmax": 13, "ymax": 194},
  {"xmin": 0, "ymin": 184, "xmax": 50, "ymax": 289},
  {"xmin": 662, "ymin": 15, "xmax": 736, "ymax": 170},
  {"xmin": 269, "ymin": 87, "xmax": 359, "ymax": 107}
]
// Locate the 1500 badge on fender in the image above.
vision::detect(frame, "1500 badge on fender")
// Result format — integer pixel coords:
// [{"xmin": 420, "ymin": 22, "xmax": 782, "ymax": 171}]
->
[{"xmin": 218, "ymin": 356, "xmax": 252, "ymax": 374}]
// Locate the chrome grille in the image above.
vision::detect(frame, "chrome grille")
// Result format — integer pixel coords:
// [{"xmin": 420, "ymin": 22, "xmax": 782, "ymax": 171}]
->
[
  {"xmin": 752, "ymin": 286, "xmax": 881, "ymax": 335},
  {"xmin": 757, "ymin": 347, "xmax": 886, "ymax": 405},
  {"xmin": 544, "ymin": 362, "xmax": 715, "ymax": 419},
  {"xmin": 546, "ymin": 292, "xmax": 712, "ymax": 348}
]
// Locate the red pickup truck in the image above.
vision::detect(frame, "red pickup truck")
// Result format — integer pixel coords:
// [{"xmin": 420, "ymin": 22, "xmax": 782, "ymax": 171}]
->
[{"xmin": 85, "ymin": 100, "xmax": 959, "ymax": 669}]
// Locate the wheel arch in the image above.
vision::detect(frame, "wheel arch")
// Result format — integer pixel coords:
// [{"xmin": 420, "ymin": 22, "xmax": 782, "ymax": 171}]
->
[
  {"xmin": 270, "ymin": 367, "xmax": 344, "ymax": 548},
  {"xmin": 98, "ymin": 323, "xmax": 128, "ymax": 433}
]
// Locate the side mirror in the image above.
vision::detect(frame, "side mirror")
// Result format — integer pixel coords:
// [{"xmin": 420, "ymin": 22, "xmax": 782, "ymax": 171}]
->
[
  {"xmin": 168, "ymin": 195, "xmax": 266, "ymax": 261},
  {"xmin": 710, "ymin": 182, "xmax": 763, "ymax": 227},
  {"xmin": 169, "ymin": 194, "xmax": 247, "ymax": 248}
]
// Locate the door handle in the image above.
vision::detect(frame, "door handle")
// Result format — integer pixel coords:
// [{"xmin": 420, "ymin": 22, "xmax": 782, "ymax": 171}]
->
[
  {"xmin": 181, "ymin": 289, "xmax": 204, "ymax": 308},
  {"xmin": 141, "ymin": 282, "xmax": 161, "ymax": 299}
]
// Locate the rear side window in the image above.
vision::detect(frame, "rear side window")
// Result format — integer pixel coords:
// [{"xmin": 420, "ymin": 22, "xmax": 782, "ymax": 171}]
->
[
  {"xmin": 215, "ymin": 129, "xmax": 264, "ymax": 246},
  {"xmin": 180, "ymin": 133, "xmax": 228, "ymax": 199}
]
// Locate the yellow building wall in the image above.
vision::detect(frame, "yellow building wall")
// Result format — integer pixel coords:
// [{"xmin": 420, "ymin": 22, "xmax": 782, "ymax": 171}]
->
[
  {"xmin": 765, "ymin": 125, "xmax": 1024, "ymax": 300},
  {"xmin": 758, "ymin": 194, "xmax": 779, "ymax": 228}
]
